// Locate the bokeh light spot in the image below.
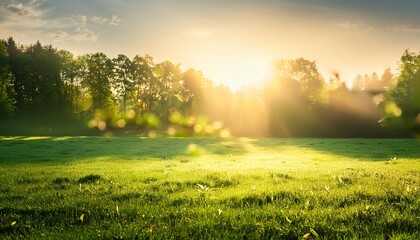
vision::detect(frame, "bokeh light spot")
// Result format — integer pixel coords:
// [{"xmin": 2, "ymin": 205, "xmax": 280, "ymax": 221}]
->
[
  {"xmin": 194, "ymin": 124, "xmax": 203, "ymax": 133},
  {"xmin": 167, "ymin": 127, "xmax": 176, "ymax": 136},
  {"xmin": 148, "ymin": 130, "xmax": 157, "ymax": 138},
  {"xmin": 219, "ymin": 129, "xmax": 231, "ymax": 138},
  {"xmin": 97, "ymin": 121, "xmax": 107, "ymax": 131},
  {"xmin": 88, "ymin": 119, "xmax": 98, "ymax": 128},
  {"xmin": 384, "ymin": 101, "xmax": 402, "ymax": 117},
  {"xmin": 126, "ymin": 109, "xmax": 136, "ymax": 119},
  {"xmin": 117, "ymin": 119, "xmax": 126, "ymax": 128}
]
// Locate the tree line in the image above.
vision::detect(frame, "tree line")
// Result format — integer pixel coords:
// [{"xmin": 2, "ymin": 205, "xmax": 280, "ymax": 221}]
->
[
  {"xmin": 0, "ymin": 37, "xmax": 214, "ymax": 134},
  {"xmin": 0, "ymin": 37, "xmax": 418, "ymax": 137}
]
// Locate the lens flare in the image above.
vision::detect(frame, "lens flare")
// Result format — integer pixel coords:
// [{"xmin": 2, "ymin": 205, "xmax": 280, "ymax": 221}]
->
[
  {"xmin": 384, "ymin": 101, "xmax": 402, "ymax": 117},
  {"xmin": 167, "ymin": 127, "xmax": 176, "ymax": 136},
  {"xmin": 126, "ymin": 109, "xmax": 136, "ymax": 119},
  {"xmin": 117, "ymin": 119, "xmax": 126, "ymax": 128},
  {"xmin": 97, "ymin": 121, "xmax": 107, "ymax": 131}
]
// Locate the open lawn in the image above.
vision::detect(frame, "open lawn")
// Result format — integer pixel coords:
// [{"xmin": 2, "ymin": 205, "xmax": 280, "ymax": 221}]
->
[{"xmin": 0, "ymin": 137, "xmax": 420, "ymax": 239}]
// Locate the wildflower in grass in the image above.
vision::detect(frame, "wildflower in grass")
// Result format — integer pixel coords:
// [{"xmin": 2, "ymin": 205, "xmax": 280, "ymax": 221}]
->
[
  {"xmin": 197, "ymin": 183, "xmax": 209, "ymax": 192},
  {"xmin": 197, "ymin": 183, "xmax": 212, "ymax": 201}
]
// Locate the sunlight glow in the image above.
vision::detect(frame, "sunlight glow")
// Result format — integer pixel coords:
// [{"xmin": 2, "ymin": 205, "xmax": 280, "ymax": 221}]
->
[
  {"xmin": 53, "ymin": 137, "xmax": 72, "ymax": 141},
  {"xmin": 227, "ymin": 59, "xmax": 271, "ymax": 90},
  {"xmin": 188, "ymin": 53, "xmax": 271, "ymax": 91},
  {"xmin": 23, "ymin": 136, "xmax": 50, "ymax": 141},
  {"xmin": 117, "ymin": 119, "xmax": 126, "ymax": 128},
  {"xmin": 384, "ymin": 101, "xmax": 402, "ymax": 117}
]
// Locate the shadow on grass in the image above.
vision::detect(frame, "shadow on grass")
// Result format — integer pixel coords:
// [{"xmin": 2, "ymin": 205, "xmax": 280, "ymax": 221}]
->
[
  {"xmin": 0, "ymin": 137, "xmax": 254, "ymax": 164},
  {"xmin": 0, "ymin": 137, "xmax": 419, "ymax": 164},
  {"xmin": 251, "ymin": 138, "xmax": 420, "ymax": 161}
]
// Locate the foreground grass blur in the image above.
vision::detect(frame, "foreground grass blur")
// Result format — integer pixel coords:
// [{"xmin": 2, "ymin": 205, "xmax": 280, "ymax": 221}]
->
[{"xmin": 0, "ymin": 137, "xmax": 419, "ymax": 239}]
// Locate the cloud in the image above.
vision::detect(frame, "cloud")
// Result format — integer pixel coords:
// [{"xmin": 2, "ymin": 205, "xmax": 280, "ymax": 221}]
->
[
  {"xmin": 47, "ymin": 30, "xmax": 70, "ymax": 42},
  {"xmin": 392, "ymin": 24, "xmax": 420, "ymax": 33},
  {"xmin": 1, "ymin": 0, "xmax": 45, "ymax": 21},
  {"xmin": 338, "ymin": 20, "xmax": 374, "ymax": 32},
  {"xmin": 72, "ymin": 26, "xmax": 98, "ymax": 42},
  {"xmin": 109, "ymin": 15, "xmax": 121, "ymax": 26},
  {"xmin": 338, "ymin": 21, "xmax": 359, "ymax": 29},
  {"xmin": 48, "ymin": 26, "xmax": 98, "ymax": 43},
  {"xmin": 0, "ymin": 0, "xmax": 120, "ymax": 43},
  {"xmin": 47, "ymin": 15, "xmax": 100, "ymax": 42},
  {"xmin": 91, "ymin": 16, "xmax": 109, "ymax": 24},
  {"xmin": 0, "ymin": 0, "xmax": 50, "ymax": 40},
  {"xmin": 337, "ymin": 20, "xmax": 375, "ymax": 38},
  {"xmin": 6, "ymin": 2, "xmax": 28, "ymax": 15},
  {"xmin": 90, "ymin": 15, "xmax": 121, "ymax": 26},
  {"xmin": 180, "ymin": 28, "xmax": 219, "ymax": 37},
  {"xmin": 47, "ymin": 14, "xmax": 121, "ymax": 42}
]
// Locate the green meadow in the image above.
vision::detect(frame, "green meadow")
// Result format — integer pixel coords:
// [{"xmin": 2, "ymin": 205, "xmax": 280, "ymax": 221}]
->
[{"xmin": 1, "ymin": 137, "xmax": 420, "ymax": 239}]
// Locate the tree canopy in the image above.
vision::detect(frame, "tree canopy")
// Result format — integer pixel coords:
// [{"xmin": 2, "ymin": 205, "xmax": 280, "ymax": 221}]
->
[
  {"xmin": 0, "ymin": 37, "xmax": 414, "ymax": 137},
  {"xmin": 381, "ymin": 50, "xmax": 420, "ymax": 134}
]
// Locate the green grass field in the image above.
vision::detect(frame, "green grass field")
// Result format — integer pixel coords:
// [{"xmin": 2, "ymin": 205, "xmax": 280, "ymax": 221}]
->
[{"xmin": 1, "ymin": 137, "xmax": 420, "ymax": 239}]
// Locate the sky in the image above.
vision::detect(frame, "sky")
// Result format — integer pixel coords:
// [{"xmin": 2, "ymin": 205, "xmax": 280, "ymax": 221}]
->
[{"xmin": 1, "ymin": 0, "xmax": 420, "ymax": 91}]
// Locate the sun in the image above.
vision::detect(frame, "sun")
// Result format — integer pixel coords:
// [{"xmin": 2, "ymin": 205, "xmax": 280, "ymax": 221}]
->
[
  {"xmin": 178, "ymin": 39, "xmax": 272, "ymax": 91},
  {"xmin": 198, "ymin": 55, "xmax": 272, "ymax": 92}
]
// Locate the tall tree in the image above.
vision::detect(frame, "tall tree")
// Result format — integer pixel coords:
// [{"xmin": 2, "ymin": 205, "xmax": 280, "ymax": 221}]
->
[
  {"xmin": 6, "ymin": 37, "xmax": 32, "ymax": 116},
  {"xmin": 132, "ymin": 55, "xmax": 156, "ymax": 115},
  {"xmin": 271, "ymin": 58, "xmax": 327, "ymax": 108},
  {"xmin": 26, "ymin": 42, "xmax": 65, "ymax": 116},
  {"xmin": 381, "ymin": 50, "xmax": 420, "ymax": 133},
  {"xmin": 364, "ymin": 72, "xmax": 383, "ymax": 93},
  {"xmin": 182, "ymin": 68, "xmax": 208, "ymax": 115},
  {"xmin": 80, "ymin": 53, "xmax": 115, "ymax": 114},
  {"xmin": 112, "ymin": 54, "xmax": 135, "ymax": 113},
  {"xmin": 265, "ymin": 58, "xmax": 327, "ymax": 136},
  {"xmin": 352, "ymin": 74, "xmax": 364, "ymax": 91},
  {"xmin": 380, "ymin": 67, "xmax": 395, "ymax": 90},
  {"xmin": 58, "ymin": 50, "xmax": 87, "ymax": 115},
  {"xmin": 154, "ymin": 61, "xmax": 183, "ymax": 120},
  {"xmin": 0, "ymin": 40, "xmax": 15, "ymax": 117}
]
